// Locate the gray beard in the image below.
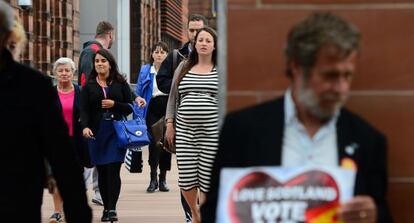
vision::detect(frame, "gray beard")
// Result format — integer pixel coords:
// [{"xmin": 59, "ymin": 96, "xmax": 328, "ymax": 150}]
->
[{"xmin": 297, "ymin": 83, "xmax": 344, "ymax": 122}]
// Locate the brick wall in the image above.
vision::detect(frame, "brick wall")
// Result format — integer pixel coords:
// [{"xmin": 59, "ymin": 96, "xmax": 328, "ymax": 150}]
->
[
  {"xmin": 130, "ymin": 0, "xmax": 161, "ymax": 83},
  {"xmin": 130, "ymin": 0, "xmax": 189, "ymax": 83},
  {"xmin": 161, "ymin": 0, "xmax": 185, "ymax": 41},
  {"xmin": 160, "ymin": 0, "xmax": 188, "ymax": 49},
  {"xmin": 227, "ymin": 0, "xmax": 414, "ymax": 221},
  {"xmin": 130, "ymin": 0, "xmax": 141, "ymax": 83},
  {"xmin": 188, "ymin": 0, "xmax": 217, "ymax": 28},
  {"xmin": 140, "ymin": 1, "xmax": 160, "ymax": 65},
  {"xmin": 6, "ymin": 0, "xmax": 80, "ymax": 76}
]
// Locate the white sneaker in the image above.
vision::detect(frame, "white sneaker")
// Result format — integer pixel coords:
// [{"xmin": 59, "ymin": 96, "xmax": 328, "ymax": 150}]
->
[
  {"xmin": 92, "ymin": 192, "xmax": 103, "ymax": 206},
  {"xmin": 49, "ymin": 212, "xmax": 64, "ymax": 223}
]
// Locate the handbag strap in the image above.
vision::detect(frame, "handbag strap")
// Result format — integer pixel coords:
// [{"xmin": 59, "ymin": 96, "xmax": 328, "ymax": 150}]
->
[
  {"xmin": 118, "ymin": 104, "xmax": 136, "ymax": 122},
  {"xmin": 131, "ymin": 103, "xmax": 146, "ymax": 121}
]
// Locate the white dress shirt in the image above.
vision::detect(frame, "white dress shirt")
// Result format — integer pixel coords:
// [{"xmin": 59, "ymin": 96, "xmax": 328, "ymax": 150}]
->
[
  {"xmin": 151, "ymin": 65, "xmax": 167, "ymax": 98},
  {"xmin": 281, "ymin": 89, "xmax": 339, "ymax": 167}
]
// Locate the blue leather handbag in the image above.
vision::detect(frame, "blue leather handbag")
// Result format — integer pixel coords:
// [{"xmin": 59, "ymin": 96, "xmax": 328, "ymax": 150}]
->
[{"xmin": 113, "ymin": 104, "xmax": 150, "ymax": 149}]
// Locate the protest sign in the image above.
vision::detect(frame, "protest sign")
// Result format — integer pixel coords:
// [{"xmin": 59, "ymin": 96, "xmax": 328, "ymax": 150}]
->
[{"xmin": 216, "ymin": 166, "xmax": 355, "ymax": 223}]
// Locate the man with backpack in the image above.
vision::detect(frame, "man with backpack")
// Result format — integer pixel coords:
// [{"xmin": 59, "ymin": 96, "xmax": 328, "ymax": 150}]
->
[
  {"xmin": 78, "ymin": 21, "xmax": 115, "ymax": 87},
  {"xmin": 157, "ymin": 14, "xmax": 207, "ymax": 93}
]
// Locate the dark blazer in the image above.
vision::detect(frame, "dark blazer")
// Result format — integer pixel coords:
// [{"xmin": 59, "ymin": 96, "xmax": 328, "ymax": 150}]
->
[
  {"xmin": 80, "ymin": 78, "xmax": 133, "ymax": 134},
  {"xmin": 201, "ymin": 97, "xmax": 392, "ymax": 223},
  {"xmin": 55, "ymin": 84, "xmax": 90, "ymax": 167},
  {"xmin": 156, "ymin": 41, "xmax": 190, "ymax": 93},
  {"xmin": 0, "ymin": 49, "xmax": 92, "ymax": 222}
]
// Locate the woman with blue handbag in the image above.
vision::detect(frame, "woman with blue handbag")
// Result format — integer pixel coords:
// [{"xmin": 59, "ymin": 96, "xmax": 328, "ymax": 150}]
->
[
  {"xmin": 80, "ymin": 49, "xmax": 133, "ymax": 222},
  {"xmin": 134, "ymin": 42, "xmax": 171, "ymax": 193}
]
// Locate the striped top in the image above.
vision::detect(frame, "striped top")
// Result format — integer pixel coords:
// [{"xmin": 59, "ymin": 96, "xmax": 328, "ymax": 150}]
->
[{"xmin": 178, "ymin": 69, "xmax": 218, "ymax": 105}]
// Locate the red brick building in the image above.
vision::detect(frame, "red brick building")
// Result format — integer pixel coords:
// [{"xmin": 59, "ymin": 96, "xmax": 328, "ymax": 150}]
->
[
  {"xmin": 6, "ymin": 0, "xmax": 191, "ymax": 81},
  {"xmin": 130, "ymin": 0, "xmax": 190, "ymax": 82},
  {"xmin": 5, "ymin": 0, "xmax": 80, "ymax": 75},
  {"xmin": 189, "ymin": 0, "xmax": 217, "ymax": 28}
]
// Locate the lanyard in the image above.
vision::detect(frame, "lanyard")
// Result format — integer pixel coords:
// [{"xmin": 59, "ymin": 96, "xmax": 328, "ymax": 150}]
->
[
  {"xmin": 101, "ymin": 86, "xmax": 108, "ymax": 99},
  {"xmin": 96, "ymin": 77, "xmax": 109, "ymax": 99}
]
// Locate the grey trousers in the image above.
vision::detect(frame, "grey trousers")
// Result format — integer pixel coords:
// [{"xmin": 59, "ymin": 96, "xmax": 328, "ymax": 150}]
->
[{"xmin": 83, "ymin": 167, "xmax": 99, "ymax": 193}]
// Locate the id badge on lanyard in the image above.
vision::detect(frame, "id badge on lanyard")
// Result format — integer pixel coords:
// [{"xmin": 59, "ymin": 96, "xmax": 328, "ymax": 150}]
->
[
  {"xmin": 102, "ymin": 86, "xmax": 108, "ymax": 99},
  {"xmin": 96, "ymin": 77, "xmax": 110, "ymax": 99},
  {"xmin": 97, "ymin": 78, "xmax": 113, "ymax": 120}
]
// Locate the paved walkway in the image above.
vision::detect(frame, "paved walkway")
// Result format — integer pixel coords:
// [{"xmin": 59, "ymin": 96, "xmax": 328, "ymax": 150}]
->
[{"xmin": 41, "ymin": 149, "xmax": 184, "ymax": 223}]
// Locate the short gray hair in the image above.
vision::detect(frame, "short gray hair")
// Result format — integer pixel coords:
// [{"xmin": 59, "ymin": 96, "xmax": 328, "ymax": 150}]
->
[
  {"xmin": 0, "ymin": 1, "xmax": 14, "ymax": 39},
  {"xmin": 53, "ymin": 57, "xmax": 76, "ymax": 75},
  {"xmin": 285, "ymin": 12, "xmax": 360, "ymax": 78}
]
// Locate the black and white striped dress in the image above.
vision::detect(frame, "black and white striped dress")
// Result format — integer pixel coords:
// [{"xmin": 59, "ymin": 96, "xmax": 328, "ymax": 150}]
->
[{"xmin": 175, "ymin": 69, "xmax": 218, "ymax": 193}]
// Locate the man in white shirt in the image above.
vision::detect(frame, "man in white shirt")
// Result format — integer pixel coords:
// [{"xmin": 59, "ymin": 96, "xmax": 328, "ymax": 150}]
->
[{"xmin": 202, "ymin": 12, "xmax": 392, "ymax": 223}]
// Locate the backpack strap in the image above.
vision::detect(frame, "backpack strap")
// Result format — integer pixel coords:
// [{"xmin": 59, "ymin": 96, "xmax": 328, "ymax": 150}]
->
[{"xmin": 172, "ymin": 49, "xmax": 178, "ymax": 71}]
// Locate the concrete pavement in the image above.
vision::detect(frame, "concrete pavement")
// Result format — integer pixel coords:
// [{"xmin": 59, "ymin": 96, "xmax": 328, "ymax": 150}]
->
[{"xmin": 41, "ymin": 149, "xmax": 184, "ymax": 223}]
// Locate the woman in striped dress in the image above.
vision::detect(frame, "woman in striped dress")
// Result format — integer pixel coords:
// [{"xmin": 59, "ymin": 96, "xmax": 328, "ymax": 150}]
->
[{"xmin": 165, "ymin": 26, "xmax": 218, "ymax": 223}]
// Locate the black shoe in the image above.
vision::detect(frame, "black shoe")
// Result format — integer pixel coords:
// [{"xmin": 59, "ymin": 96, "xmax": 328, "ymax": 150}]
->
[
  {"xmin": 159, "ymin": 179, "xmax": 169, "ymax": 192},
  {"xmin": 146, "ymin": 178, "xmax": 158, "ymax": 193},
  {"xmin": 108, "ymin": 210, "xmax": 118, "ymax": 222},
  {"xmin": 101, "ymin": 210, "xmax": 110, "ymax": 222},
  {"xmin": 159, "ymin": 171, "xmax": 169, "ymax": 192}
]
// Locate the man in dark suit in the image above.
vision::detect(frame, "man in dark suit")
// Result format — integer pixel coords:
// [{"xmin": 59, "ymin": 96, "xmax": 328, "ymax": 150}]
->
[
  {"xmin": 201, "ymin": 12, "xmax": 392, "ymax": 223},
  {"xmin": 0, "ymin": 1, "xmax": 91, "ymax": 222},
  {"xmin": 156, "ymin": 14, "xmax": 207, "ymax": 93}
]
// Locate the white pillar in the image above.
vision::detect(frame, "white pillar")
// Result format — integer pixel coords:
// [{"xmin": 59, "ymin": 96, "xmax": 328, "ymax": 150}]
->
[
  {"xmin": 117, "ymin": 0, "xmax": 131, "ymax": 82},
  {"xmin": 218, "ymin": 0, "xmax": 227, "ymax": 128}
]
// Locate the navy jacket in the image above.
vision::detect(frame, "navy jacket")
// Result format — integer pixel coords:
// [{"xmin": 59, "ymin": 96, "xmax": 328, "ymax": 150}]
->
[{"xmin": 156, "ymin": 42, "xmax": 190, "ymax": 93}]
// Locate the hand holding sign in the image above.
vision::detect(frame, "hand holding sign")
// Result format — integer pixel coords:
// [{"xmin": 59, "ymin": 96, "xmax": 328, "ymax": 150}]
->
[{"xmin": 338, "ymin": 195, "xmax": 376, "ymax": 223}]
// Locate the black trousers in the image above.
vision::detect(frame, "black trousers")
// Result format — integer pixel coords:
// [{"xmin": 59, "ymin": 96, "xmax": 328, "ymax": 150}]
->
[
  {"xmin": 146, "ymin": 96, "xmax": 172, "ymax": 171},
  {"xmin": 96, "ymin": 162, "xmax": 122, "ymax": 210}
]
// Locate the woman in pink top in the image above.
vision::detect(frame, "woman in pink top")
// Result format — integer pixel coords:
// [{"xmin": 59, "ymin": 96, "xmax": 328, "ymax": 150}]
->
[{"xmin": 48, "ymin": 57, "xmax": 85, "ymax": 223}]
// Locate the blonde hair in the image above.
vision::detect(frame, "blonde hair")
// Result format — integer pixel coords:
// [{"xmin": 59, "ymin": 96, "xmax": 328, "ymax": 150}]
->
[{"xmin": 10, "ymin": 21, "xmax": 27, "ymax": 52}]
